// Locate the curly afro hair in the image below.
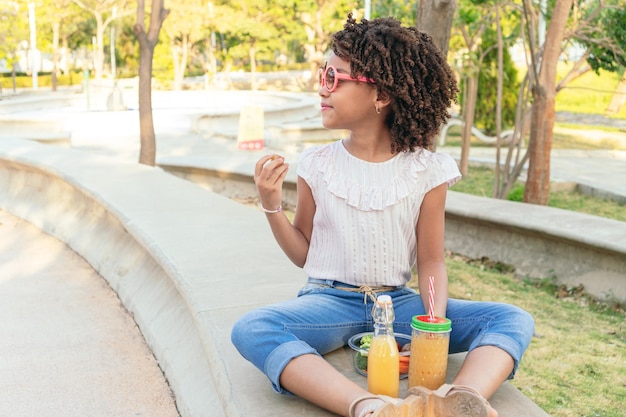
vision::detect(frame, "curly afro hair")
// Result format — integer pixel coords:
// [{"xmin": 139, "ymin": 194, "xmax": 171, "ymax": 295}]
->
[{"xmin": 331, "ymin": 13, "xmax": 459, "ymax": 153}]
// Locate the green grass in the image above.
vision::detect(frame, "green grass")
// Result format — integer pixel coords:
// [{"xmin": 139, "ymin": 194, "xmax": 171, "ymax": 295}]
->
[
  {"xmin": 551, "ymin": 126, "xmax": 626, "ymax": 151},
  {"xmin": 409, "ymin": 255, "xmax": 626, "ymax": 417},
  {"xmin": 555, "ymin": 65, "xmax": 626, "ymax": 119},
  {"xmin": 547, "ymin": 190, "xmax": 626, "ymax": 221}
]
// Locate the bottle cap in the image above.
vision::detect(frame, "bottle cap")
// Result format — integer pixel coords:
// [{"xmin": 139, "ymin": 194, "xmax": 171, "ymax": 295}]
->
[
  {"xmin": 411, "ymin": 315, "xmax": 451, "ymax": 332},
  {"xmin": 376, "ymin": 295, "xmax": 392, "ymax": 303}
]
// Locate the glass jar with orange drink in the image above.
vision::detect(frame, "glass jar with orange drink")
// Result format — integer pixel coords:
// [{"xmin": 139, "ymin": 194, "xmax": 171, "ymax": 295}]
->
[
  {"xmin": 408, "ymin": 315, "xmax": 451, "ymax": 390},
  {"xmin": 367, "ymin": 295, "xmax": 399, "ymax": 397}
]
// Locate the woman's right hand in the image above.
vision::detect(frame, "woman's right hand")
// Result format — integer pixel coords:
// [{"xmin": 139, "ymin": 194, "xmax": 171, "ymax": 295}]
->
[{"xmin": 254, "ymin": 154, "xmax": 289, "ymax": 211}]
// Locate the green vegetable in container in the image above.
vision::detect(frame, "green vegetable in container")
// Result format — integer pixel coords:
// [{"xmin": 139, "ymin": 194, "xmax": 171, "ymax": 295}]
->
[
  {"xmin": 355, "ymin": 351, "xmax": 368, "ymax": 371},
  {"xmin": 355, "ymin": 334, "xmax": 373, "ymax": 371},
  {"xmin": 359, "ymin": 334, "xmax": 373, "ymax": 349}
]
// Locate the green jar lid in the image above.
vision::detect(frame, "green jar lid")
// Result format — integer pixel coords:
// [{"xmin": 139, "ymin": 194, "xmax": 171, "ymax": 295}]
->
[{"xmin": 411, "ymin": 315, "xmax": 452, "ymax": 332}]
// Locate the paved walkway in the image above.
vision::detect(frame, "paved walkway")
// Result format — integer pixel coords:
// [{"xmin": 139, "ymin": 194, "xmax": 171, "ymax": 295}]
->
[
  {"xmin": 0, "ymin": 210, "xmax": 180, "ymax": 417},
  {"xmin": 441, "ymin": 146, "xmax": 626, "ymax": 203}
]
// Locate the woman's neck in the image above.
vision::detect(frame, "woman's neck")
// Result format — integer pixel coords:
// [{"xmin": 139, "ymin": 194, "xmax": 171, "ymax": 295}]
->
[{"xmin": 343, "ymin": 131, "xmax": 394, "ymax": 162}]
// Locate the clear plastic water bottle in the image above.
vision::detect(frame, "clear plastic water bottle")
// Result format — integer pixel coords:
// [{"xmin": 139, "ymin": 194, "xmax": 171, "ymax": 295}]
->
[{"xmin": 367, "ymin": 294, "xmax": 399, "ymax": 397}]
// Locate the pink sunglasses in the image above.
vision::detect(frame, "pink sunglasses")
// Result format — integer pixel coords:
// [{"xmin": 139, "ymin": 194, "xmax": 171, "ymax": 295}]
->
[{"xmin": 318, "ymin": 65, "xmax": 375, "ymax": 92}]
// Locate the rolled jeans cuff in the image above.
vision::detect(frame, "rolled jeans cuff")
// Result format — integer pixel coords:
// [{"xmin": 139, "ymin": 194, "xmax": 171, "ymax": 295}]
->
[
  {"xmin": 265, "ymin": 340, "xmax": 319, "ymax": 394},
  {"xmin": 471, "ymin": 333, "xmax": 524, "ymax": 379}
]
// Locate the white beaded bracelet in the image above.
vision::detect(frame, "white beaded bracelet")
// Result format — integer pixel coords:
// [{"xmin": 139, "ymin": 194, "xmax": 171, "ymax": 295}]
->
[{"xmin": 261, "ymin": 205, "xmax": 282, "ymax": 214}]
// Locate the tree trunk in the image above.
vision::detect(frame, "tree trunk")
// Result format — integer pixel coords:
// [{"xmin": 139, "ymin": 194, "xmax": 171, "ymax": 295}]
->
[
  {"xmin": 11, "ymin": 66, "xmax": 17, "ymax": 93},
  {"xmin": 95, "ymin": 14, "xmax": 105, "ymax": 80},
  {"xmin": 138, "ymin": 46, "xmax": 156, "ymax": 165},
  {"xmin": 416, "ymin": 0, "xmax": 457, "ymax": 57},
  {"xmin": 606, "ymin": 70, "xmax": 626, "ymax": 116},
  {"xmin": 52, "ymin": 21, "xmax": 60, "ymax": 92},
  {"xmin": 493, "ymin": 6, "xmax": 503, "ymax": 197},
  {"xmin": 135, "ymin": 0, "xmax": 169, "ymax": 166},
  {"xmin": 204, "ymin": 34, "xmax": 217, "ymax": 89},
  {"xmin": 172, "ymin": 40, "xmax": 181, "ymax": 91},
  {"xmin": 460, "ymin": 73, "xmax": 478, "ymax": 176},
  {"xmin": 171, "ymin": 34, "xmax": 189, "ymax": 91},
  {"xmin": 62, "ymin": 37, "xmax": 69, "ymax": 75},
  {"xmin": 525, "ymin": 85, "xmax": 552, "ymax": 204},
  {"xmin": 249, "ymin": 44, "xmax": 257, "ymax": 90},
  {"xmin": 524, "ymin": 0, "xmax": 573, "ymax": 205}
]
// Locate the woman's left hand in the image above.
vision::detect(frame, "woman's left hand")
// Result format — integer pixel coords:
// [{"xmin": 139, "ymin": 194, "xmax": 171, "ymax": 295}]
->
[{"xmin": 254, "ymin": 154, "xmax": 289, "ymax": 210}]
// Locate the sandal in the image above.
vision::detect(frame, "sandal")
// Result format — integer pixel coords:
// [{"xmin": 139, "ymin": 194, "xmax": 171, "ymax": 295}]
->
[
  {"xmin": 408, "ymin": 384, "xmax": 491, "ymax": 417},
  {"xmin": 348, "ymin": 395, "xmax": 394, "ymax": 417},
  {"xmin": 348, "ymin": 395, "xmax": 425, "ymax": 417}
]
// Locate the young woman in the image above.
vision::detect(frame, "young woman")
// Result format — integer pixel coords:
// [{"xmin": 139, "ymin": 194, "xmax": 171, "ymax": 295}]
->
[{"xmin": 231, "ymin": 14, "xmax": 534, "ymax": 417}]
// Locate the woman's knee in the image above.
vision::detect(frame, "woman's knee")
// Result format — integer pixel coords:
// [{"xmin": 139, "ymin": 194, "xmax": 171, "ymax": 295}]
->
[
  {"xmin": 231, "ymin": 310, "xmax": 266, "ymax": 351},
  {"xmin": 231, "ymin": 313, "xmax": 251, "ymax": 351},
  {"xmin": 231, "ymin": 308, "xmax": 284, "ymax": 352}
]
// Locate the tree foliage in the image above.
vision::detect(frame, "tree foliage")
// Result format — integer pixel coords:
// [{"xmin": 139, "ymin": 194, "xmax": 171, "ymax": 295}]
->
[
  {"xmin": 583, "ymin": 6, "xmax": 626, "ymax": 73},
  {"xmin": 71, "ymin": 0, "xmax": 134, "ymax": 79},
  {"xmin": 471, "ymin": 28, "xmax": 520, "ymax": 135},
  {"xmin": 370, "ymin": 0, "xmax": 416, "ymax": 26},
  {"xmin": 0, "ymin": 1, "xmax": 27, "ymax": 70}
]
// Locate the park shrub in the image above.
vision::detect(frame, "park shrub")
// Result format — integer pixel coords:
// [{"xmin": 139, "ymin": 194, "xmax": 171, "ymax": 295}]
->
[
  {"xmin": 0, "ymin": 72, "xmax": 85, "ymax": 89},
  {"xmin": 507, "ymin": 184, "xmax": 525, "ymax": 202}
]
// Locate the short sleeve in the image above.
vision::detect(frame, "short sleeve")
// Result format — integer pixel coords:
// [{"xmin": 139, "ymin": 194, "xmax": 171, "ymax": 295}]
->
[
  {"xmin": 421, "ymin": 151, "xmax": 462, "ymax": 193},
  {"xmin": 296, "ymin": 145, "xmax": 323, "ymax": 185}
]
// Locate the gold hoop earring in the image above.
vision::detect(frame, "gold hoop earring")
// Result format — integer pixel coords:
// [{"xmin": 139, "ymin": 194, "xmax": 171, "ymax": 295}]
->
[{"xmin": 375, "ymin": 106, "xmax": 381, "ymax": 114}]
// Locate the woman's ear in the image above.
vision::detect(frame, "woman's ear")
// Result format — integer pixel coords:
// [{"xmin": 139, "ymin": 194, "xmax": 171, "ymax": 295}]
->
[{"xmin": 375, "ymin": 91, "xmax": 392, "ymax": 112}]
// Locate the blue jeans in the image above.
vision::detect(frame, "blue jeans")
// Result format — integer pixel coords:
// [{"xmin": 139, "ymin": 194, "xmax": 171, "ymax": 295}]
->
[{"xmin": 231, "ymin": 279, "xmax": 535, "ymax": 394}]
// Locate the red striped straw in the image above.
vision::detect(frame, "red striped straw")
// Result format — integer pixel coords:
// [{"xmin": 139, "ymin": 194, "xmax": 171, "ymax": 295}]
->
[{"xmin": 428, "ymin": 275, "xmax": 435, "ymax": 322}]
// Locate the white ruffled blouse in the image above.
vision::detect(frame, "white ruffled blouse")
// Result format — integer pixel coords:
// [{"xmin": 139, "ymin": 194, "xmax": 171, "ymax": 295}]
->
[{"xmin": 297, "ymin": 140, "xmax": 461, "ymax": 287}]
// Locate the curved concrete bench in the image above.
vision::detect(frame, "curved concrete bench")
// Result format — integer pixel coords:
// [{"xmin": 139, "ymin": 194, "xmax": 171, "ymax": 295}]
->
[
  {"xmin": 0, "ymin": 91, "xmax": 83, "ymax": 114},
  {"xmin": 0, "ymin": 138, "xmax": 305, "ymax": 416},
  {"xmin": 0, "ymin": 138, "xmax": 553, "ymax": 417}
]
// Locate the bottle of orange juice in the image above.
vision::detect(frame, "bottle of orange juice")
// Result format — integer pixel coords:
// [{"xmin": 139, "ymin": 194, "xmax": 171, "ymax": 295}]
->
[{"xmin": 367, "ymin": 295, "xmax": 399, "ymax": 397}]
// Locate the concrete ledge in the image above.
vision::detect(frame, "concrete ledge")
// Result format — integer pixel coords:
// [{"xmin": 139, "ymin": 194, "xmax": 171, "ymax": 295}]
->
[
  {"xmin": 444, "ymin": 192, "xmax": 626, "ymax": 302},
  {"xmin": 0, "ymin": 132, "xmax": 72, "ymax": 146},
  {"xmin": 0, "ymin": 91, "xmax": 83, "ymax": 114},
  {"xmin": 0, "ymin": 138, "xmax": 550, "ymax": 416}
]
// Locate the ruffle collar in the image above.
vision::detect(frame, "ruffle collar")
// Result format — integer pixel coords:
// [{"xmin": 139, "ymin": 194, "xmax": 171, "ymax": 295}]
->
[{"xmin": 315, "ymin": 141, "xmax": 431, "ymax": 211}]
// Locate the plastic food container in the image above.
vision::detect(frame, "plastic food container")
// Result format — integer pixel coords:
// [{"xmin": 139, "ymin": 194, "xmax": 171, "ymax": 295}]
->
[{"xmin": 347, "ymin": 332, "xmax": 411, "ymax": 379}]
